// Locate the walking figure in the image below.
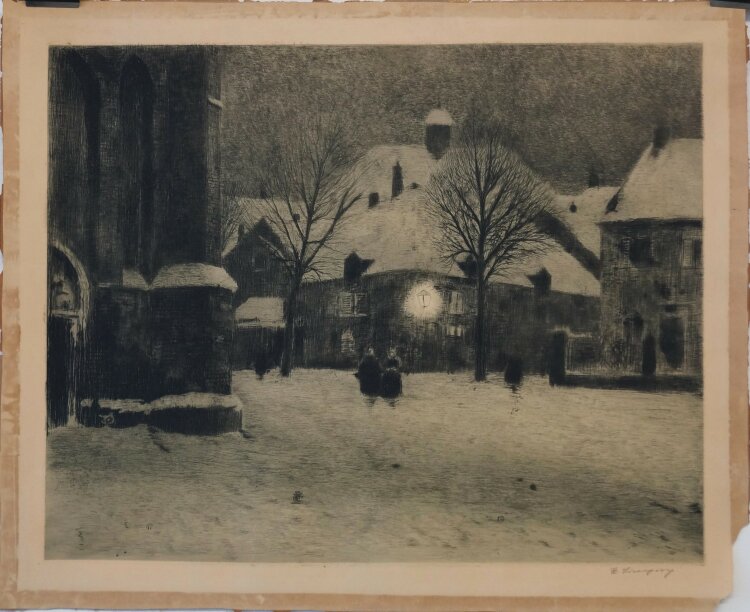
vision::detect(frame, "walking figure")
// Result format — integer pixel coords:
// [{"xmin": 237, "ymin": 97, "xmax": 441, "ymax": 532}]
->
[
  {"xmin": 356, "ymin": 347, "xmax": 382, "ymax": 396},
  {"xmin": 380, "ymin": 348, "xmax": 403, "ymax": 399},
  {"xmin": 254, "ymin": 351, "xmax": 271, "ymax": 379}
]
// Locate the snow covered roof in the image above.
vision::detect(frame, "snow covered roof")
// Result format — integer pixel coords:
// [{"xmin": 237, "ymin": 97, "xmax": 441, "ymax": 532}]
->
[
  {"xmin": 327, "ymin": 187, "xmax": 459, "ymax": 278},
  {"xmin": 235, "ymin": 296, "xmax": 285, "ymax": 328},
  {"xmin": 496, "ymin": 247, "xmax": 601, "ymax": 297},
  {"xmin": 603, "ymin": 138, "xmax": 702, "ymax": 223},
  {"xmin": 357, "ymin": 145, "xmax": 439, "ymax": 200},
  {"xmin": 552, "ymin": 186, "xmax": 620, "ymax": 255},
  {"xmin": 151, "ymin": 264, "xmax": 238, "ymax": 293},
  {"xmin": 425, "ymin": 108, "xmax": 454, "ymax": 126},
  {"xmin": 221, "ymin": 197, "xmax": 263, "ymax": 257},
  {"xmin": 317, "ymin": 186, "xmax": 600, "ymax": 296}
]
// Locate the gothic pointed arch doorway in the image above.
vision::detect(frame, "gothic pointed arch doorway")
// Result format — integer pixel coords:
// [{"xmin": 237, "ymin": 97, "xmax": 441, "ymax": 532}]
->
[{"xmin": 47, "ymin": 243, "xmax": 90, "ymax": 428}]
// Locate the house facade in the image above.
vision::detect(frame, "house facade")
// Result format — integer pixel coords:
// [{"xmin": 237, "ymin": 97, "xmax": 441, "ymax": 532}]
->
[
  {"xmin": 288, "ymin": 109, "xmax": 602, "ymax": 374},
  {"xmin": 599, "ymin": 136, "xmax": 703, "ymax": 375},
  {"xmin": 224, "ymin": 218, "xmax": 289, "ymax": 306},
  {"xmin": 228, "ymin": 108, "xmax": 605, "ymax": 376},
  {"xmin": 47, "ymin": 47, "xmax": 240, "ymax": 431},
  {"xmin": 296, "ymin": 267, "xmax": 599, "ymax": 374}
]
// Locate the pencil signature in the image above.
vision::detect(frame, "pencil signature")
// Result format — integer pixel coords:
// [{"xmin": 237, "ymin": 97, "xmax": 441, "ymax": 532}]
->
[{"xmin": 611, "ymin": 566, "xmax": 674, "ymax": 578}]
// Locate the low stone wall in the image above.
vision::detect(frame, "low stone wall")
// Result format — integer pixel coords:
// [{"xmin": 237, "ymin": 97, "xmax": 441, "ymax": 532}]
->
[
  {"xmin": 78, "ymin": 393, "xmax": 243, "ymax": 435},
  {"xmin": 559, "ymin": 373, "xmax": 701, "ymax": 394}
]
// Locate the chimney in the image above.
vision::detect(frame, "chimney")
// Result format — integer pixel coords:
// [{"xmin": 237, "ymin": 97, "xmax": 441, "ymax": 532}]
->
[
  {"xmin": 652, "ymin": 125, "xmax": 671, "ymax": 155},
  {"xmin": 391, "ymin": 161, "xmax": 404, "ymax": 199},
  {"xmin": 425, "ymin": 108, "xmax": 453, "ymax": 159},
  {"xmin": 344, "ymin": 252, "xmax": 374, "ymax": 284},
  {"xmin": 588, "ymin": 168, "xmax": 600, "ymax": 189}
]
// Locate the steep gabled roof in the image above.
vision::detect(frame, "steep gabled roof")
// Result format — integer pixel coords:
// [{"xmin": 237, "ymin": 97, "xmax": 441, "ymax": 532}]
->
[
  {"xmin": 235, "ymin": 296, "xmax": 285, "ymax": 328},
  {"xmin": 317, "ymin": 185, "xmax": 600, "ymax": 296},
  {"xmin": 602, "ymin": 138, "xmax": 702, "ymax": 223},
  {"xmin": 356, "ymin": 145, "xmax": 438, "ymax": 200},
  {"xmin": 552, "ymin": 187, "xmax": 620, "ymax": 255},
  {"xmin": 228, "ymin": 146, "xmax": 603, "ymax": 297},
  {"xmin": 222, "ymin": 203, "xmax": 283, "ymax": 259}
]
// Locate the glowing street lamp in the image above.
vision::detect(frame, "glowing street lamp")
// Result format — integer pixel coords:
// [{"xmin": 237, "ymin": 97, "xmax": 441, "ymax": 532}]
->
[{"xmin": 405, "ymin": 282, "xmax": 442, "ymax": 319}]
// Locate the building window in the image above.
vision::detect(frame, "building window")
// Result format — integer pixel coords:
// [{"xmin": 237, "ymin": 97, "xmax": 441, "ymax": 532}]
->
[
  {"xmin": 338, "ymin": 291, "xmax": 352, "ymax": 315},
  {"xmin": 627, "ymin": 237, "xmax": 654, "ymax": 267},
  {"xmin": 682, "ymin": 238, "xmax": 702, "ymax": 268},
  {"xmin": 447, "ymin": 324, "xmax": 465, "ymax": 338},
  {"xmin": 447, "ymin": 290, "xmax": 465, "ymax": 315},
  {"xmin": 253, "ymin": 253, "xmax": 267, "ymax": 272},
  {"xmin": 337, "ymin": 291, "xmax": 367, "ymax": 317},
  {"xmin": 368, "ymin": 192, "xmax": 379, "ymax": 207},
  {"xmin": 659, "ymin": 316, "xmax": 685, "ymax": 370},
  {"xmin": 341, "ymin": 329, "xmax": 355, "ymax": 355}
]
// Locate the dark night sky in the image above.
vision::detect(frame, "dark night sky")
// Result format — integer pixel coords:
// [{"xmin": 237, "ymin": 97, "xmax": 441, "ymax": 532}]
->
[{"xmin": 220, "ymin": 44, "xmax": 701, "ymax": 195}]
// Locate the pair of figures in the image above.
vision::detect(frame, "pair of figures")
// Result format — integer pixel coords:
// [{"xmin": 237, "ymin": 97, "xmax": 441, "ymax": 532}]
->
[{"xmin": 356, "ymin": 348, "xmax": 402, "ymax": 399}]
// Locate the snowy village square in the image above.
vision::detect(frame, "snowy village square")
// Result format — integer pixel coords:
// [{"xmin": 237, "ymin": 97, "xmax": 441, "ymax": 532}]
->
[{"xmin": 46, "ymin": 45, "xmax": 703, "ymax": 561}]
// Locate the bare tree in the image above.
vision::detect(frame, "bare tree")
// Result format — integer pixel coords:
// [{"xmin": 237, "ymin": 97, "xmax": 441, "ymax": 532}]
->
[
  {"xmin": 255, "ymin": 113, "xmax": 363, "ymax": 377},
  {"xmin": 425, "ymin": 110, "xmax": 555, "ymax": 382}
]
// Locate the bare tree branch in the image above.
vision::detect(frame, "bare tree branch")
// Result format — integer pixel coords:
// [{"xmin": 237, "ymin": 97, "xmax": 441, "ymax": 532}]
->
[
  {"xmin": 253, "ymin": 111, "xmax": 364, "ymax": 376},
  {"xmin": 219, "ymin": 183, "xmax": 253, "ymax": 257},
  {"xmin": 425, "ymin": 107, "xmax": 558, "ymax": 381}
]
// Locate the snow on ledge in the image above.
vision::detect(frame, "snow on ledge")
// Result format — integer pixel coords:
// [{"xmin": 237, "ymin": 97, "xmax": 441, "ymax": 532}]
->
[
  {"xmin": 150, "ymin": 393, "xmax": 241, "ymax": 411},
  {"xmin": 151, "ymin": 264, "xmax": 238, "ymax": 293},
  {"xmin": 122, "ymin": 268, "xmax": 149, "ymax": 291},
  {"xmin": 81, "ymin": 393, "xmax": 242, "ymax": 414}
]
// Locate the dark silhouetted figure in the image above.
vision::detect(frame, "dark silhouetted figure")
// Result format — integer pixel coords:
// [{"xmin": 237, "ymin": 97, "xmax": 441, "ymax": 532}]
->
[
  {"xmin": 254, "ymin": 352, "xmax": 271, "ymax": 379},
  {"xmin": 380, "ymin": 349, "xmax": 403, "ymax": 398},
  {"xmin": 642, "ymin": 333, "xmax": 657, "ymax": 376},
  {"xmin": 356, "ymin": 348, "xmax": 382, "ymax": 396},
  {"xmin": 548, "ymin": 331, "xmax": 567, "ymax": 386},
  {"xmin": 504, "ymin": 355, "xmax": 524, "ymax": 387},
  {"xmin": 391, "ymin": 161, "xmax": 404, "ymax": 199},
  {"xmin": 659, "ymin": 317, "xmax": 685, "ymax": 370}
]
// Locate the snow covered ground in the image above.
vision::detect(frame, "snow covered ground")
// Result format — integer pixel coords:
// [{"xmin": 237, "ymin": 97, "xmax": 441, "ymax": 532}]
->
[{"xmin": 45, "ymin": 369, "xmax": 703, "ymax": 562}]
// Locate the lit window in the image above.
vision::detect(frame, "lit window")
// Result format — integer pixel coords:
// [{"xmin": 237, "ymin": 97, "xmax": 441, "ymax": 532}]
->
[
  {"xmin": 338, "ymin": 292, "xmax": 353, "ymax": 316},
  {"xmin": 341, "ymin": 329, "xmax": 355, "ymax": 355},
  {"xmin": 447, "ymin": 324, "xmax": 465, "ymax": 338},
  {"xmin": 448, "ymin": 290, "xmax": 465, "ymax": 315}
]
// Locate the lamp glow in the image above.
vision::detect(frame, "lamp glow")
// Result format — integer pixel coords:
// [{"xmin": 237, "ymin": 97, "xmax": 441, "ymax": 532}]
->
[{"xmin": 404, "ymin": 282, "xmax": 442, "ymax": 319}]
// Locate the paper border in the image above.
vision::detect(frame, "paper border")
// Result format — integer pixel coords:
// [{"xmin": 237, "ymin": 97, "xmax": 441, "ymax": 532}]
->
[{"xmin": 1, "ymin": 1, "xmax": 746, "ymax": 609}]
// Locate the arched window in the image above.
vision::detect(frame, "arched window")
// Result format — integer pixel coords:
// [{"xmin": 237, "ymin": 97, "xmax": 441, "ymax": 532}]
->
[
  {"xmin": 49, "ymin": 50, "xmax": 101, "ymax": 268},
  {"xmin": 120, "ymin": 56, "xmax": 155, "ymax": 275}
]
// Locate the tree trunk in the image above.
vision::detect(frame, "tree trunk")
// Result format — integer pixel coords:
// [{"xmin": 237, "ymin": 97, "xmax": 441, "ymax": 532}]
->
[
  {"xmin": 280, "ymin": 283, "xmax": 299, "ymax": 377},
  {"xmin": 474, "ymin": 277, "xmax": 488, "ymax": 382}
]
